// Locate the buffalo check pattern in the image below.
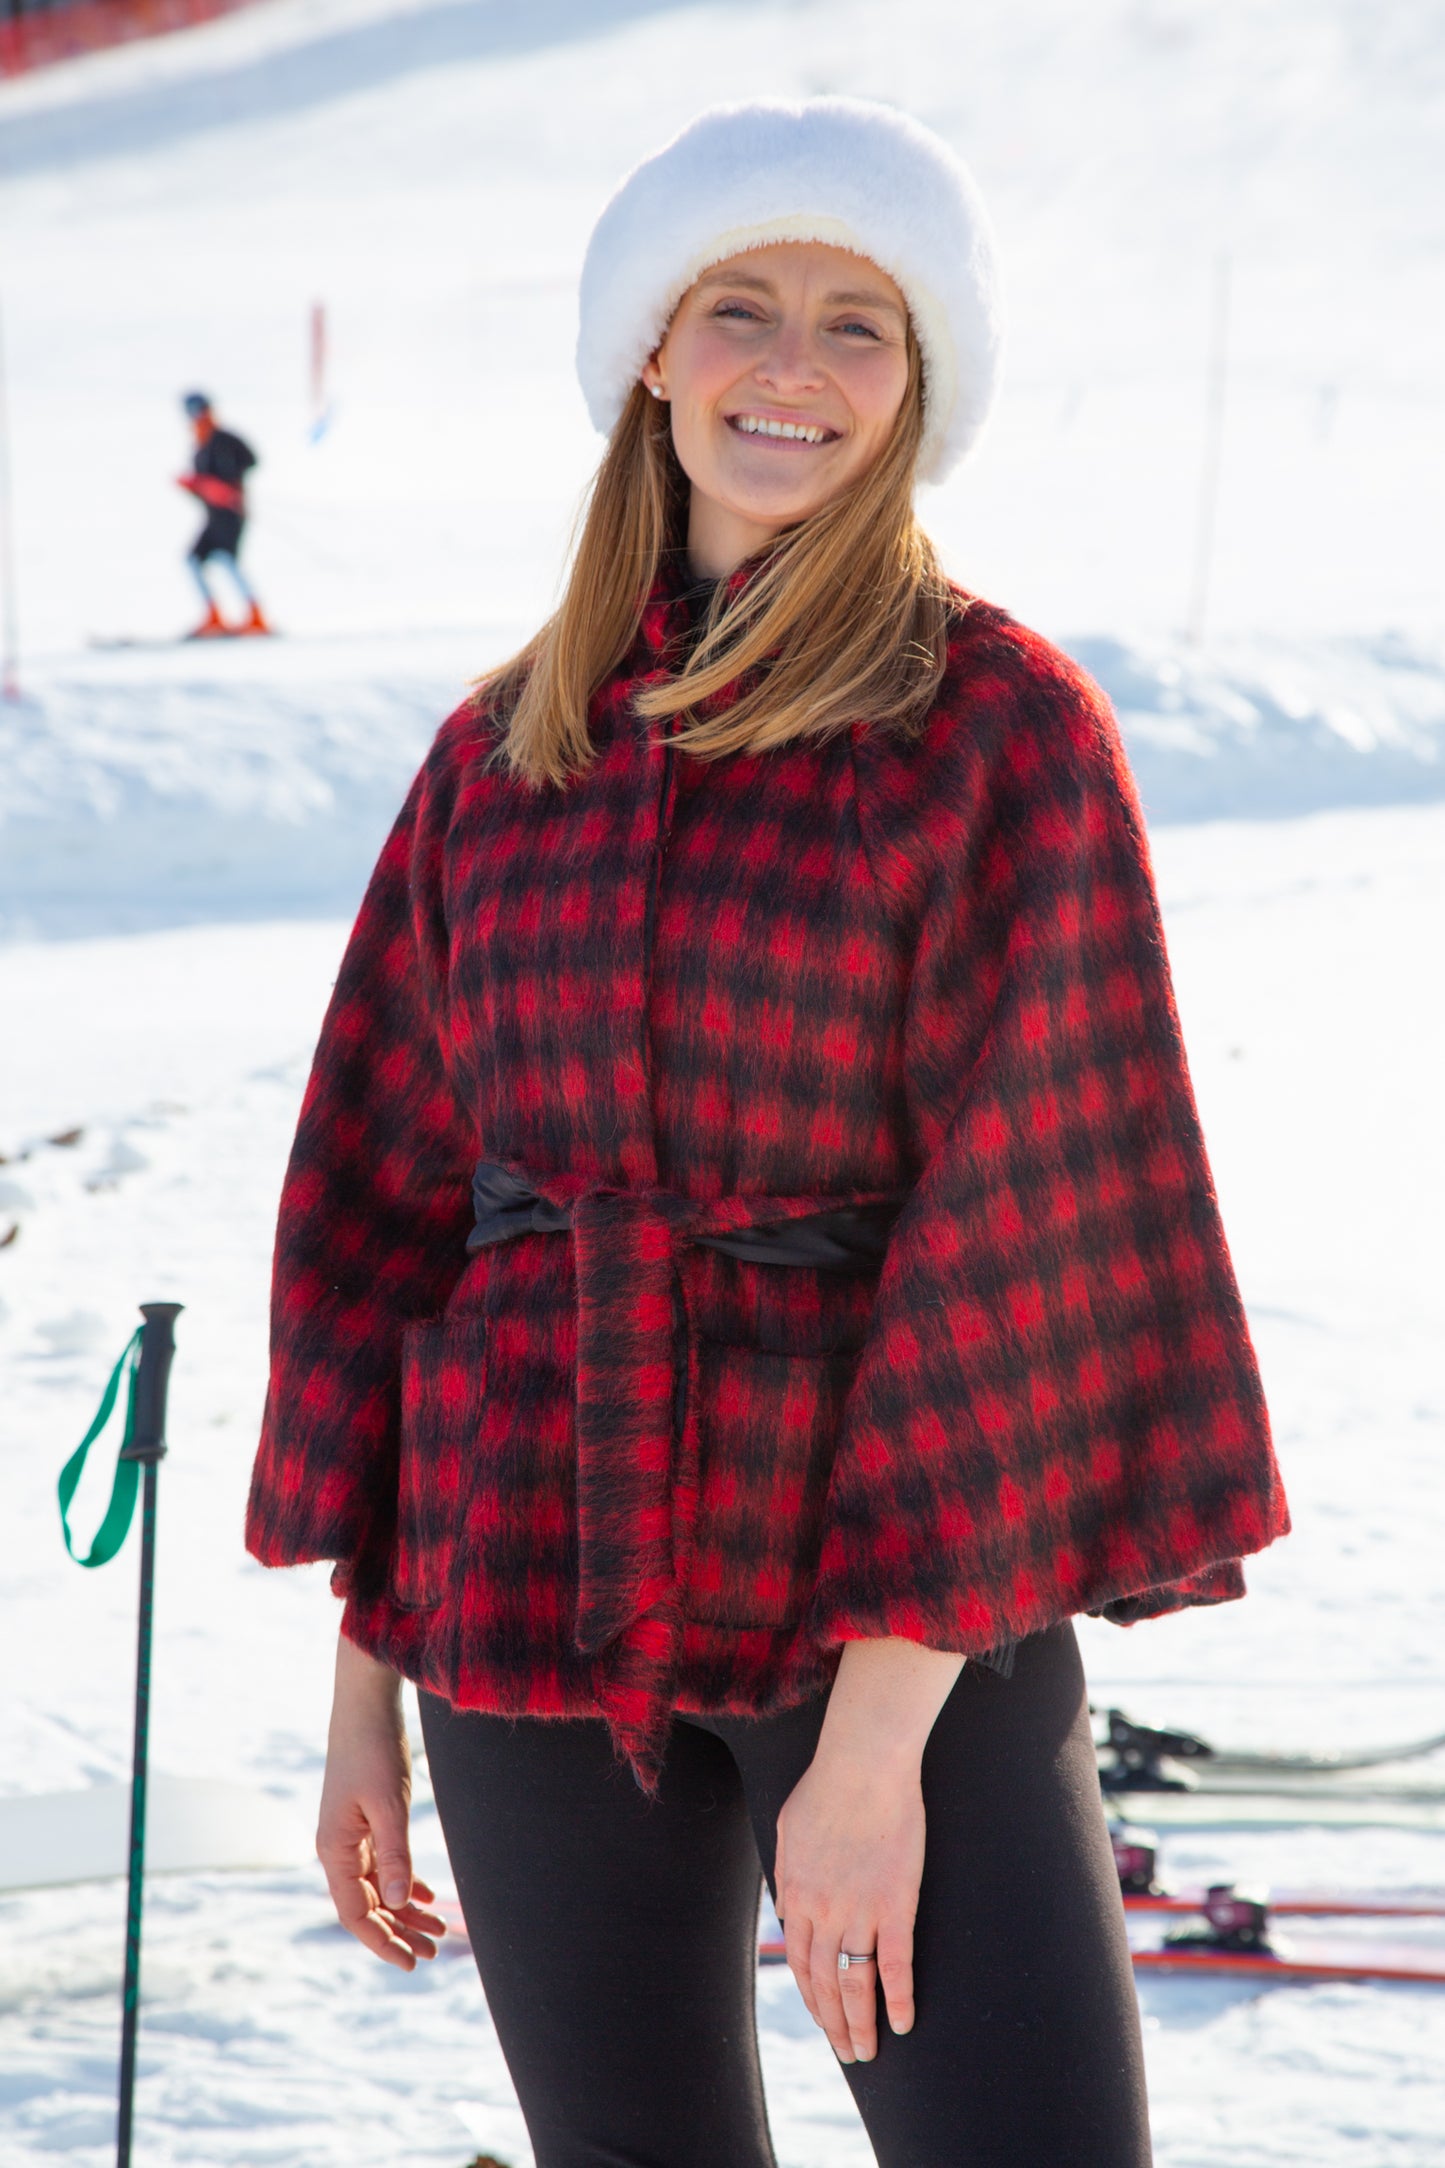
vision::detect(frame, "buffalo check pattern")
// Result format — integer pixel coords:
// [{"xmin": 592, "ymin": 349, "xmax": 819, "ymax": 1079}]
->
[{"xmin": 245, "ymin": 558, "xmax": 1290, "ymax": 1787}]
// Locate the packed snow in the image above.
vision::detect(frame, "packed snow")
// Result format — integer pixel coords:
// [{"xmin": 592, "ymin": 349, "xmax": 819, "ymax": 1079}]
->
[{"xmin": 2, "ymin": 0, "xmax": 1444, "ymax": 2162}]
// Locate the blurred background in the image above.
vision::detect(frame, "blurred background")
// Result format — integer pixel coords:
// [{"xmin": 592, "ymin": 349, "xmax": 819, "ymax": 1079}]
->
[{"xmin": 0, "ymin": 2, "xmax": 1442, "ymax": 2163}]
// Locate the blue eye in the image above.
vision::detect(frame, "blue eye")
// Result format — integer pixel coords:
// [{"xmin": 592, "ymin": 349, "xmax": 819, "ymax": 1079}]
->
[
  {"xmin": 837, "ymin": 319, "xmax": 881, "ymax": 339},
  {"xmin": 714, "ymin": 301, "xmax": 762, "ymax": 321}
]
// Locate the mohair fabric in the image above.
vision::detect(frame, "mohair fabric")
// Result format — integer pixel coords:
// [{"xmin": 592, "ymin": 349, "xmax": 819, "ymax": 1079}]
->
[
  {"xmin": 244, "ymin": 560, "xmax": 1290, "ymax": 1788},
  {"xmin": 575, "ymin": 97, "xmax": 1004, "ymax": 485}
]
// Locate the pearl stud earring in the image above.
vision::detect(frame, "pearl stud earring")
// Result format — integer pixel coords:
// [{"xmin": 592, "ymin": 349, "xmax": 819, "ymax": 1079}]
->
[{"xmin": 649, "ymin": 384, "xmax": 665, "ymax": 400}]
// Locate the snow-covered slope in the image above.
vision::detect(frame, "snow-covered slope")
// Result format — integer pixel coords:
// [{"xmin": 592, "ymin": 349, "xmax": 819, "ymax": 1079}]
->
[
  {"xmin": 3, "ymin": 0, "xmax": 1442, "ymax": 936},
  {"xmin": 1, "ymin": 0, "xmax": 1442, "ymax": 663},
  {"xmin": 3, "ymin": 805, "xmax": 1444, "ymax": 2168},
  {"xmin": 4, "ymin": 623, "xmax": 1443, "ymax": 937}
]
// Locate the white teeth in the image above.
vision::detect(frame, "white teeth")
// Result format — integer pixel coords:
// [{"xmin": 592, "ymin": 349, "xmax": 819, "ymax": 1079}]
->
[{"xmin": 732, "ymin": 414, "xmax": 831, "ymax": 443}]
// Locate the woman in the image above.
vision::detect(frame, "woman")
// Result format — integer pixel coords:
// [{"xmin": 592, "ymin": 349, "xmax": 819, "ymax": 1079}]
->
[{"xmin": 246, "ymin": 99, "xmax": 1289, "ymax": 2166}]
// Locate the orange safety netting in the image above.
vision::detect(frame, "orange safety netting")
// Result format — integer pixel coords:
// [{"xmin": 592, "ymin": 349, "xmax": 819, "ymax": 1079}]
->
[{"xmin": 0, "ymin": 0, "xmax": 259, "ymax": 79}]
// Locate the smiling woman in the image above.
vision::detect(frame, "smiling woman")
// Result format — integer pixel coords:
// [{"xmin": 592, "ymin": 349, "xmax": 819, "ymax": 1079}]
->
[
  {"xmin": 246, "ymin": 94, "xmax": 1287, "ymax": 2168},
  {"xmin": 484, "ymin": 275, "xmax": 945, "ymax": 779},
  {"xmin": 641, "ymin": 246, "xmax": 913, "ymax": 564},
  {"xmin": 481, "ymin": 97, "xmax": 1006, "ymax": 787}
]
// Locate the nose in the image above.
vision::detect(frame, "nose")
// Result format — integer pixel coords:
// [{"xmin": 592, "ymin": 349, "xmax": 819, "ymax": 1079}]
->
[{"xmin": 753, "ymin": 320, "xmax": 827, "ymax": 396}]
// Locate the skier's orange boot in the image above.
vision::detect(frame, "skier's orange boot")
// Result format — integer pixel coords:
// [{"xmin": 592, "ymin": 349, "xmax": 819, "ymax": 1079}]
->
[
  {"xmin": 186, "ymin": 601, "xmax": 229, "ymax": 640},
  {"xmin": 237, "ymin": 600, "xmax": 273, "ymax": 637}
]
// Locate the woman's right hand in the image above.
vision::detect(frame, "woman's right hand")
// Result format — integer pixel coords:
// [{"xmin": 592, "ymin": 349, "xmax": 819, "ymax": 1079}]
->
[{"xmin": 316, "ymin": 1627, "xmax": 448, "ymax": 1970}]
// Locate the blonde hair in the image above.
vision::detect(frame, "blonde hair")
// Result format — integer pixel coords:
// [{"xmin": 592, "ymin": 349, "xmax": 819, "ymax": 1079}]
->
[{"xmin": 481, "ymin": 321, "xmax": 955, "ymax": 790}]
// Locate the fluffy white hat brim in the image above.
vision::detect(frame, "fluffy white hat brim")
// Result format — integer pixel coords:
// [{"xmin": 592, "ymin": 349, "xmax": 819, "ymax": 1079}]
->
[{"xmin": 576, "ymin": 97, "xmax": 1004, "ymax": 486}]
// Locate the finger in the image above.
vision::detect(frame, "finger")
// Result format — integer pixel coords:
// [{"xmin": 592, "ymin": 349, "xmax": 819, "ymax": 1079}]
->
[
  {"xmin": 365, "ymin": 1805, "xmax": 414, "ymax": 1912},
  {"xmin": 876, "ymin": 1915, "xmax": 915, "ymax": 2037},
  {"xmin": 318, "ymin": 1838, "xmax": 440, "ymax": 1966},
  {"xmin": 387, "ymin": 1896, "xmax": 449, "ymax": 1952},
  {"xmin": 808, "ymin": 1934, "xmax": 857, "ymax": 2065},
  {"xmin": 783, "ymin": 1910, "xmax": 821, "ymax": 2027},
  {"xmin": 380, "ymin": 1907, "xmax": 445, "ymax": 1961},
  {"xmin": 358, "ymin": 1874, "xmax": 451, "ymax": 1966},
  {"xmin": 837, "ymin": 1934, "xmax": 880, "ymax": 2063},
  {"xmin": 387, "ymin": 1875, "xmax": 444, "ymax": 1925},
  {"xmin": 348, "ymin": 1876, "xmax": 428, "ymax": 1969},
  {"xmin": 394, "ymin": 1896, "xmax": 447, "ymax": 1933}
]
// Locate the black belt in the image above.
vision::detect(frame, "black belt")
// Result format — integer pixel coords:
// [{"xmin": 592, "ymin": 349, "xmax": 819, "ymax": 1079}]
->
[
  {"xmin": 463, "ymin": 1155, "xmax": 1015, "ymax": 1783},
  {"xmin": 467, "ymin": 1159, "xmax": 905, "ymax": 1269}
]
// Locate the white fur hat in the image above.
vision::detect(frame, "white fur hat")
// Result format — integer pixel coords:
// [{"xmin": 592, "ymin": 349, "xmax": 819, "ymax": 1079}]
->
[{"xmin": 576, "ymin": 97, "xmax": 1004, "ymax": 486}]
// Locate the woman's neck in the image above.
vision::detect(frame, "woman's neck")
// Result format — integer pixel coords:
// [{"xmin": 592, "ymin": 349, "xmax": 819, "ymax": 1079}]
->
[{"xmin": 684, "ymin": 487, "xmax": 782, "ymax": 580}]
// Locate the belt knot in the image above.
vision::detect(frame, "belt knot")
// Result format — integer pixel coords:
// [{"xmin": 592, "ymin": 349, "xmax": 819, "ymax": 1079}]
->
[{"xmin": 465, "ymin": 1157, "xmax": 908, "ymax": 1789}]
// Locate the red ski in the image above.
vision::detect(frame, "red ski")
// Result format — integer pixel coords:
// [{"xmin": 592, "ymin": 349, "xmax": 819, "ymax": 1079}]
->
[
  {"xmin": 1110, "ymin": 1822, "xmax": 1445, "ymax": 1919},
  {"xmin": 432, "ymin": 1904, "xmax": 1445, "ymax": 1990},
  {"xmin": 1130, "ymin": 1943, "xmax": 1445, "ymax": 1986},
  {"xmin": 1125, "ymin": 1887, "xmax": 1445, "ymax": 1920},
  {"xmin": 755, "ymin": 1930, "xmax": 1445, "ymax": 1987},
  {"xmin": 1127, "ymin": 1885, "xmax": 1445, "ymax": 1987}
]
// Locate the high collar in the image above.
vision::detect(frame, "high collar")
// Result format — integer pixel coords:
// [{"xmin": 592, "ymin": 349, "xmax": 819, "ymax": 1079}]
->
[{"xmin": 636, "ymin": 546, "xmax": 765, "ymax": 669}]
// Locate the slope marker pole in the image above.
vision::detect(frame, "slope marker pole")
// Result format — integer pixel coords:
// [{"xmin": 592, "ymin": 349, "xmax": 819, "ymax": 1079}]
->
[
  {"xmin": 0, "ymin": 296, "xmax": 20, "ymax": 701},
  {"xmin": 308, "ymin": 299, "xmax": 332, "ymax": 440},
  {"xmin": 1185, "ymin": 250, "xmax": 1232, "ymax": 650}
]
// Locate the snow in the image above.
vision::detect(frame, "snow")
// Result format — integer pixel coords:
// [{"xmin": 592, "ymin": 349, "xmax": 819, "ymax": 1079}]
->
[
  {"xmin": 2, "ymin": 0, "xmax": 1444, "ymax": 2161},
  {"xmin": 4, "ymin": 626, "xmax": 1444, "ymax": 938}
]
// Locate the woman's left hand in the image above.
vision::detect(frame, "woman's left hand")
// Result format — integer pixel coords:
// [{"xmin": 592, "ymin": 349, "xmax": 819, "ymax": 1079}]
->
[
  {"xmin": 773, "ymin": 1636, "xmax": 965, "ymax": 2063},
  {"xmin": 774, "ymin": 1745, "xmax": 925, "ymax": 2063}
]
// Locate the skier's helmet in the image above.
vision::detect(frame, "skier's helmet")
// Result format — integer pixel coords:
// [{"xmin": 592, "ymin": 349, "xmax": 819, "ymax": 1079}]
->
[{"xmin": 181, "ymin": 391, "xmax": 212, "ymax": 419}]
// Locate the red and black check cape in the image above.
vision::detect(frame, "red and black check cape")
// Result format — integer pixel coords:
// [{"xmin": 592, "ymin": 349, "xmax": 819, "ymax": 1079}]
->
[{"xmin": 245, "ymin": 562, "xmax": 1290, "ymax": 1787}]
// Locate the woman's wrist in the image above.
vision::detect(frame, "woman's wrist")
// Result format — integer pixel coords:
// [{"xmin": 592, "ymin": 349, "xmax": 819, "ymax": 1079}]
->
[
  {"xmin": 814, "ymin": 1637, "xmax": 966, "ymax": 1776},
  {"xmin": 334, "ymin": 1626, "xmax": 403, "ymax": 1710}
]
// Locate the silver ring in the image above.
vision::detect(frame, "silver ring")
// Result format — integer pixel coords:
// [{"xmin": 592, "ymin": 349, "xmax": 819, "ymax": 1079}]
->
[{"xmin": 838, "ymin": 1949, "xmax": 877, "ymax": 1970}]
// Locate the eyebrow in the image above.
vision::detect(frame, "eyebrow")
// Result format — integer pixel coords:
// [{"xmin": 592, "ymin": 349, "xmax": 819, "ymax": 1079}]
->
[{"xmin": 694, "ymin": 269, "xmax": 906, "ymax": 321}]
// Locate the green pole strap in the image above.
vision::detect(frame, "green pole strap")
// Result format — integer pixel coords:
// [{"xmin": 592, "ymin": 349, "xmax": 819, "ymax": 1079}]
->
[{"xmin": 57, "ymin": 1329, "xmax": 144, "ymax": 1568}]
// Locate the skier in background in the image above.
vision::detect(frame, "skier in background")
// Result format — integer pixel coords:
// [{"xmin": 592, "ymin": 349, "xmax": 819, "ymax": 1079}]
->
[{"xmin": 177, "ymin": 390, "xmax": 271, "ymax": 638}]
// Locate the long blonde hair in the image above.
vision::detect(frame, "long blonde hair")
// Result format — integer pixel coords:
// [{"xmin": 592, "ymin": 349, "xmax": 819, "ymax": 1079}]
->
[{"xmin": 481, "ymin": 321, "xmax": 955, "ymax": 790}]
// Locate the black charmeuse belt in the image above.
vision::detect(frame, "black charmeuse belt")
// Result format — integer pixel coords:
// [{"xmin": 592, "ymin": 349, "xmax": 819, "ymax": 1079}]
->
[
  {"xmin": 463, "ymin": 1158, "xmax": 1018, "ymax": 1780},
  {"xmin": 467, "ymin": 1159, "xmax": 905, "ymax": 1268},
  {"xmin": 463, "ymin": 1157, "xmax": 917, "ymax": 1785}
]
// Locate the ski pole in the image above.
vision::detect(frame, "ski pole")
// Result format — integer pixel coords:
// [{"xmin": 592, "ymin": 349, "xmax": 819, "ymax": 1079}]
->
[
  {"xmin": 115, "ymin": 1302, "xmax": 182, "ymax": 2168},
  {"xmin": 56, "ymin": 1300, "xmax": 184, "ymax": 2168}
]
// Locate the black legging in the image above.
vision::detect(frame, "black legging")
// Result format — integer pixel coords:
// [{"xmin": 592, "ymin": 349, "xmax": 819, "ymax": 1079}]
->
[{"xmin": 418, "ymin": 1621, "xmax": 1152, "ymax": 2167}]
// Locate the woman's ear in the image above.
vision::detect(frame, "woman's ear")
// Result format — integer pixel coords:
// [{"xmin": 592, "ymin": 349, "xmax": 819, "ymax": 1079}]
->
[{"xmin": 641, "ymin": 352, "xmax": 668, "ymax": 402}]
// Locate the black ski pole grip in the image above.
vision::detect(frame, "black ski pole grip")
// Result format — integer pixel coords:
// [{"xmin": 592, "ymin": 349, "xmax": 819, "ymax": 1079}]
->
[{"xmin": 121, "ymin": 1302, "xmax": 184, "ymax": 1465}]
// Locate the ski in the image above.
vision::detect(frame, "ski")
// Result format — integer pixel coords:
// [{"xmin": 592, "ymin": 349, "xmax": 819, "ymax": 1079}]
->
[
  {"xmin": 1095, "ymin": 1704, "xmax": 1445, "ymax": 1790},
  {"xmin": 1130, "ymin": 1943, "xmax": 1445, "ymax": 1986},
  {"xmin": 1111, "ymin": 1823, "xmax": 1445, "ymax": 1921},
  {"xmin": 1098, "ymin": 1785, "xmax": 1445, "ymax": 1831},
  {"xmin": 1128, "ymin": 1883, "xmax": 1445, "ymax": 1985},
  {"xmin": 1199, "ymin": 1727, "xmax": 1445, "ymax": 1776},
  {"xmin": 432, "ymin": 1901, "xmax": 1445, "ymax": 1989},
  {"xmin": 87, "ymin": 631, "xmax": 278, "ymax": 651},
  {"xmin": 1125, "ymin": 1887, "xmax": 1445, "ymax": 1920},
  {"xmin": 755, "ymin": 1936, "xmax": 1445, "ymax": 1985}
]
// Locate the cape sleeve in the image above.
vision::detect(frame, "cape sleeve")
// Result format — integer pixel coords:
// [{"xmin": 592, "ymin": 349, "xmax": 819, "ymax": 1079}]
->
[
  {"xmin": 805, "ymin": 625, "xmax": 1290, "ymax": 1658},
  {"xmin": 243, "ymin": 710, "xmax": 482, "ymax": 1598}
]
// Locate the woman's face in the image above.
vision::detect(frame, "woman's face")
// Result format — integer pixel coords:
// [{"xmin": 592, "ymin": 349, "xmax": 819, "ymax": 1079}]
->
[{"xmin": 642, "ymin": 240, "xmax": 912, "ymax": 579}]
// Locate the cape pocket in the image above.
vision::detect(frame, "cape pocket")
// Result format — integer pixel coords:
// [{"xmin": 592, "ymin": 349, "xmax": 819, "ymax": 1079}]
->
[
  {"xmin": 389, "ymin": 1315, "xmax": 488, "ymax": 1611},
  {"xmin": 684, "ymin": 1342, "xmax": 857, "ymax": 1630}
]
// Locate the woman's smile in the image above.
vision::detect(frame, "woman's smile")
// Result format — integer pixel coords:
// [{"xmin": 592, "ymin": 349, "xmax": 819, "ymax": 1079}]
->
[{"xmin": 724, "ymin": 410, "xmax": 843, "ymax": 447}]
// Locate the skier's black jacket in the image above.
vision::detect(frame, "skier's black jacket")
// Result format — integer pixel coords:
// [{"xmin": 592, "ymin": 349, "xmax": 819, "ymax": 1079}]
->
[{"xmin": 195, "ymin": 427, "xmax": 257, "ymax": 496}]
